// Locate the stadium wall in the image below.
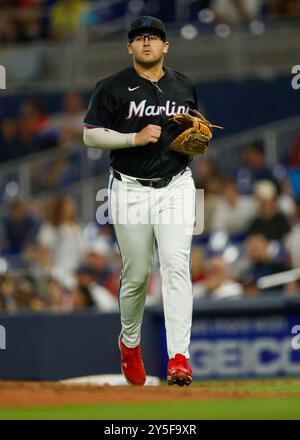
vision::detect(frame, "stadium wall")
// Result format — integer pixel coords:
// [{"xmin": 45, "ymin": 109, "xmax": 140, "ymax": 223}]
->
[{"xmin": 0, "ymin": 296, "xmax": 300, "ymax": 381}]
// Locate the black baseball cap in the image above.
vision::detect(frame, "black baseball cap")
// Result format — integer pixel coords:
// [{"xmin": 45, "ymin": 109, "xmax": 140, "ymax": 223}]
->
[{"xmin": 128, "ymin": 16, "xmax": 166, "ymax": 41}]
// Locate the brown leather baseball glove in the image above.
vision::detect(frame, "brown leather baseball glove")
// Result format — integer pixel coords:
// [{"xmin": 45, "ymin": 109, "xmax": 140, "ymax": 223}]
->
[{"xmin": 169, "ymin": 109, "xmax": 223, "ymax": 156}]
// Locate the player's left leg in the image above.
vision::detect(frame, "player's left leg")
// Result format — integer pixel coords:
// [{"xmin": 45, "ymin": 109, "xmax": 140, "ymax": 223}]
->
[{"xmin": 154, "ymin": 168, "xmax": 195, "ymax": 385}]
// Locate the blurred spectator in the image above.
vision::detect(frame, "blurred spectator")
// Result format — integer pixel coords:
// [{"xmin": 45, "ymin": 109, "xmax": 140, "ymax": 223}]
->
[
  {"xmin": 83, "ymin": 236, "xmax": 112, "ymax": 285},
  {"xmin": 1, "ymin": 199, "xmax": 41, "ymax": 255},
  {"xmin": 19, "ymin": 98, "xmax": 49, "ymax": 135},
  {"xmin": 287, "ymin": 135, "xmax": 300, "ymax": 167},
  {"xmin": 285, "ymin": 279, "xmax": 300, "ymax": 295},
  {"xmin": 18, "ymin": 98, "xmax": 58, "ymax": 152},
  {"xmin": 193, "ymin": 157, "xmax": 221, "ymax": 191},
  {"xmin": 72, "ymin": 285, "xmax": 97, "ymax": 309},
  {"xmin": 211, "ymin": 0, "xmax": 262, "ymax": 24},
  {"xmin": 268, "ymin": 0, "xmax": 300, "ymax": 20},
  {"xmin": 0, "ymin": 1, "xmax": 48, "ymax": 44},
  {"xmin": 36, "ymin": 195, "xmax": 87, "ymax": 277},
  {"xmin": 238, "ymin": 234, "xmax": 290, "ymax": 294},
  {"xmin": 277, "ymin": 177, "xmax": 296, "ymax": 219},
  {"xmin": 0, "ymin": 99, "xmax": 59, "ymax": 163},
  {"xmin": 193, "ymin": 157, "xmax": 224, "ymax": 232},
  {"xmin": 235, "ymin": 142, "xmax": 278, "ymax": 195},
  {"xmin": 0, "ymin": 1, "xmax": 20, "ymax": 44},
  {"xmin": 0, "ymin": 273, "xmax": 44, "ymax": 312},
  {"xmin": 74, "ymin": 264, "xmax": 118, "ymax": 311},
  {"xmin": 50, "ymin": 0, "xmax": 89, "ymax": 40},
  {"xmin": 17, "ymin": 0, "xmax": 44, "ymax": 42},
  {"xmin": 286, "ymin": 135, "xmax": 300, "ymax": 199},
  {"xmin": 18, "ymin": 116, "xmax": 41, "ymax": 155},
  {"xmin": 211, "ymin": 177, "xmax": 257, "ymax": 234},
  {"xmin": 284, "ymin": 0, "xmax": 300, "ymax": 19},
  {"xmin": 190, "ymin": 244, "xmax": 206, "ymax": 283},
  {"xmin": 247, "ymin": 180, "xmax": 291, "ymax": 240},
  {"xmin": 30, "ymin": 155, "xmax": 76, "ymax": 193},
  {"xmin": 82, "ymin": 222, "xmax": 115, "ymax": 251},
  {"xmin": 97, "ymin": 223, "xmax": 116, "ymax": 245},
  {"xmin": 0, "ymin": 293, "xmax": 4, "ymax": 310},
  {"xmin": 285, "ymin": 199, "xmax": 300, "ymax": 268},
  {"xmin": 288, "ymin": 168, "xmax": 300, "ymax": 200},
  {"xmin": 0, "ymin": 118, "xmax": 23, "ymax": 162},
  {"xmin": 14, "ymin": 275, "xmax": 37, "ymax": 310},
  {"xmin": 44, "ymin": 274, "xmax": 73, "ymax": 311},
  {"xmin": 72, "ymin": 284, "xmax": 117, "ymax": 311},
  {"xmin": 49, "ymin": 91, "xmax": 86, "ymax": 144},
  {"xmin": 0, "ymin": 274, "xmax": 17, "ymax": 313},
  {"xmin": 103, "ymin": 244, "xmax": 122, "ymax": 299},
  {"xmin": 193, "ymin": 255, "xmax": 244, "ymax": 299}
]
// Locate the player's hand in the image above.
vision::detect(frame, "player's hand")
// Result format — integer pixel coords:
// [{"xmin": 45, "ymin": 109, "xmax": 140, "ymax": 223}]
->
[{"xmin": 134, "ymin": 124, "xmax": 161, "ymax": 146}]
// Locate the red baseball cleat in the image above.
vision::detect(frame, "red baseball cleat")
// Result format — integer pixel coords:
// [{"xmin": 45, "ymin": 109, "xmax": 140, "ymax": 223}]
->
[
  {"xmin": 118, "ymin": 336, "xmax": 146, "ymax": 386},
  {"xmin": 167, "ymin": 354, "xmax": 192, "ymax": 386}
]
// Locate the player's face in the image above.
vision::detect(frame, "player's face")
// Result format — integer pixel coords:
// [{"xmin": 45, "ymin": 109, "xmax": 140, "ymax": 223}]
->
[{"xmin": 127, "ymin": 33, "xmax": 169, "ymax": 67}]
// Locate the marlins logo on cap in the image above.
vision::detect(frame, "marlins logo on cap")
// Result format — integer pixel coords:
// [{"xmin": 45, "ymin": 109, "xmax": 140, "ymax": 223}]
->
[
  {"xmin": 139, "ymin": 17, "xmax": 153, "ymax": 27},
  {"xmin": 128, "ymin": 15, "xmax": 166, "ymax": 40}
]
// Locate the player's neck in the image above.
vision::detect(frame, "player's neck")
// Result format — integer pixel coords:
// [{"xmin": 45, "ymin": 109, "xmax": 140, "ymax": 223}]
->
[{"xmin": 134, "ymin": 62, "xmax": 165, "ymax": 82}]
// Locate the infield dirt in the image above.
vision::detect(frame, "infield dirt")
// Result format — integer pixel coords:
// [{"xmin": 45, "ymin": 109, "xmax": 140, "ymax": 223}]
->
[{"xmin": 0, "ymin": 380, "xmax": 300, "ymax": 408}]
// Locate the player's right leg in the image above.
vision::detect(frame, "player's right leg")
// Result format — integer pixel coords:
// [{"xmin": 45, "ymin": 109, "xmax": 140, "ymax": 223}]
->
[{"xmin": 108, "ymin": 174, "xmax": 155, "ymax": 384}]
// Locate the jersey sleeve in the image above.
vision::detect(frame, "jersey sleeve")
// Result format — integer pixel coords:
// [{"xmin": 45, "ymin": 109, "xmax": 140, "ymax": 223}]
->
[{"xmin": 83, "ymin": 79, "xmax": 114, "ymax": 128}]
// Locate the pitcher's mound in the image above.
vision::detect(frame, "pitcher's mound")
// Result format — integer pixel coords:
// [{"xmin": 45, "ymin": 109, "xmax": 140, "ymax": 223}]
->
[{"xmin": 60, "ymin": 374, "xmax": 160, "ymax": 386}]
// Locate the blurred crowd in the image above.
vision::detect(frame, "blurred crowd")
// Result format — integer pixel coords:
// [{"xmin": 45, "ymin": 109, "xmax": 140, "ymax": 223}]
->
[
  {"xmin": 1, "ymin": 0, "xmax": 300, "ymax": 45},
  {"xmin": 1, "ymin": 138, "xmax": 300, "ymax": 314},
  {"xmin": 0, "ymin": 91, "xmax": 110, "ymax": 202},
  {"xmin": 192, "ymin": 160, "xmax": 300, "ymax": 299},
  {"xmin": 0, "ymin": 195, "xmax": 123, "ymax": 313},
  {"xmin": 0, "ymin": 91, "xmax": 85, "ymax": 163},
  {"xmin": 0, "ymin": 0, "xmax": 92, "ymax": 44},
  {"xmin": 195, "ymin": 0, "xmax": 300, "ymax": 24}
]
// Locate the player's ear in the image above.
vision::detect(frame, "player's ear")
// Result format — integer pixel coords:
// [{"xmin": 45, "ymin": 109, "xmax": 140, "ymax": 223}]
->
[
  {"xmin": 163, "ymin": 41, "xmax": 169, "ymax": 54},
  {"xmin": 127, "ymin": 42, "xmax": 133, "ymax": 55}
]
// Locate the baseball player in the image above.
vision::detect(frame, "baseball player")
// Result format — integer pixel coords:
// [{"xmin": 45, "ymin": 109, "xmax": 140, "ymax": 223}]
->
[{"xmin": 83, "ymin": 16, "xmax": 199, "ymax": 387}]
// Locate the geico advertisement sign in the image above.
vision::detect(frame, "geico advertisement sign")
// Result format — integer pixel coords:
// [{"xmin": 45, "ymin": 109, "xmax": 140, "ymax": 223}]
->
[{"xmin": 190, "ymin": 337, "xmax": 300, "ymax": 377}]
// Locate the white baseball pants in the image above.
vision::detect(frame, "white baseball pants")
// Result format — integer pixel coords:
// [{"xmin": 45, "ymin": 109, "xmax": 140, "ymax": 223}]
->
[{"xmin": 108, "ymin": 167, "xmax": 195, "ymax": 359}]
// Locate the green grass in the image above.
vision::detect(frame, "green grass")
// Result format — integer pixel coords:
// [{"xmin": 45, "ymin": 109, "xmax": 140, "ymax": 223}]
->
[
  {"xmin": 192, "ymin": 378, "xmax": 300, "ymax": 393},
  {"xmin": 0, "ymin": 398, "xmax": 299, "ymax": 420}
]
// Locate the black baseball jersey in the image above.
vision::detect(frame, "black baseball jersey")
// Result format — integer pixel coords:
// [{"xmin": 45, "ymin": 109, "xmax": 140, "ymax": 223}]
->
[{"xmin": 83, "ymin": 66, "xmax": 198, "ymax": 179}]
